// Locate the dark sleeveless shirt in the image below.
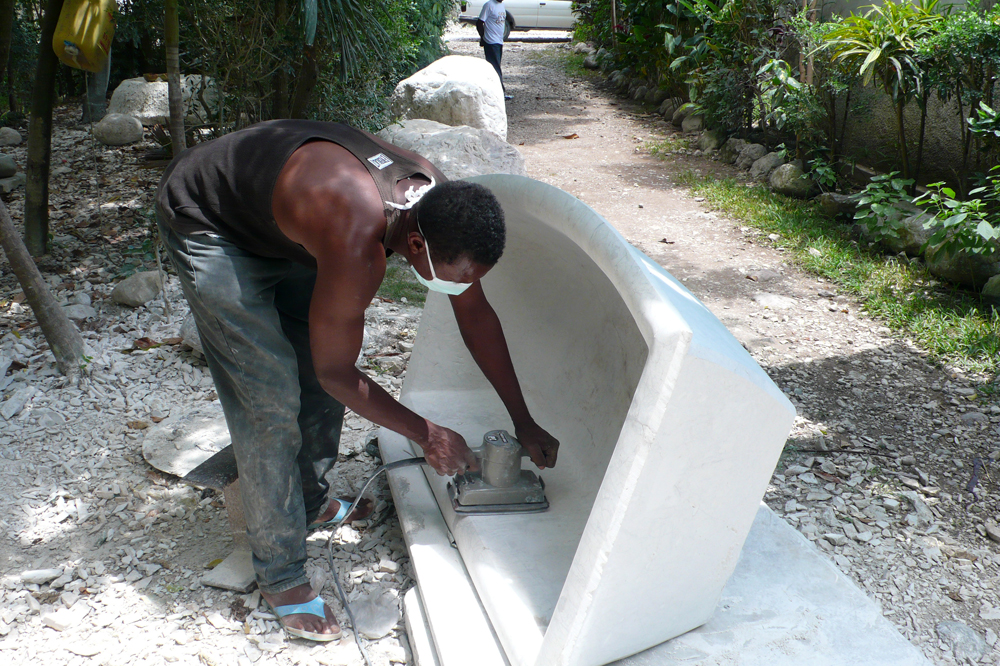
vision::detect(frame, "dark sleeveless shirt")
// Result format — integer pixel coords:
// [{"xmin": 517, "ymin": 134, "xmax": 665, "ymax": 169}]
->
[{"xmin": 155, "ymin": 120, "xmax": 434, "ymax": 267}]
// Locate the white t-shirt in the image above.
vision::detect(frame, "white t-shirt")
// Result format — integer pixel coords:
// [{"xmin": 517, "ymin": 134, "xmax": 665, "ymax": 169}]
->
[{"xmin": 479, "ymin": 0, "xmax": 506, "ymax": 45}]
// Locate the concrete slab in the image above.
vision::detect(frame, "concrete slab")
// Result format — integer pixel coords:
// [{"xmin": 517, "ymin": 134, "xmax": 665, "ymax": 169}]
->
[
  {"xmin": 611, "ymin": 505, "xmax": 931, "ymax": 666},
  {"xmin": 404, "ymin": 588, "xmax": 442, "ymax": 666},
  {"xmin": 383, "ymin": 442, "xmax": 507, "ymax": 666},
  {"xmin": 385, "ymin": 174, "xmax": 796, "ymax": 666}
]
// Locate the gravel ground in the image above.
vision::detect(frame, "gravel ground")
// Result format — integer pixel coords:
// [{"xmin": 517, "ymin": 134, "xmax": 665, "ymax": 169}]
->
[
  {"xmin": 1, "ymin": 24, "xmax": 999, "ymax": 666},
  {"xmin": 0, "ymin": 114, "xmax": 419, "ymax": 664}
]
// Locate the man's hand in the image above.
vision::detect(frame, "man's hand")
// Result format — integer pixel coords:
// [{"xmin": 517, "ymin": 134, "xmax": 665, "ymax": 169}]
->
[
  {"xmin": 421, "ymin": 423, "xmax": 481, "ymax": 476},
  {"xmin": 515, "ymin": 421, "xmax": 559, "ymax": 470}
]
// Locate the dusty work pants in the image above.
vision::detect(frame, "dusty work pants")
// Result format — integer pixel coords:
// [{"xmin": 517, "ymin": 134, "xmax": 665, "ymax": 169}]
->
[{"xmin": 158, "ymin": 214, "xmax": 344, "ymax": 594}]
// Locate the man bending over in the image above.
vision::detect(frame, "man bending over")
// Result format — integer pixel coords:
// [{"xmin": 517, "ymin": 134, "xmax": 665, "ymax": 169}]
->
[{"xmin": 156, "ymin": 120, "xmax": 558, "ymax": 641}]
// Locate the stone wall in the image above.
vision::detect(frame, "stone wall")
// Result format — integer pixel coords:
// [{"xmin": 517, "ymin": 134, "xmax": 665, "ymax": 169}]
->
[{"xmin": 839, "ymin": 86, "xmax": 999, "ymax": 186}]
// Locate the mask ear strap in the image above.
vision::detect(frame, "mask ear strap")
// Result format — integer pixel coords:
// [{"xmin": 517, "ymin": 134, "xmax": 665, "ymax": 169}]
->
[{"xmin": 416, "ymin": 220, "xmax": 437, "ymax": 280}]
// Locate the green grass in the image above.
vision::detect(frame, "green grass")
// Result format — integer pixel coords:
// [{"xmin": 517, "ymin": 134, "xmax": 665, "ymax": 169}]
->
[
  {"xmin": 646, "ymin": 136, "xmax": 693, "ymax": 156},
  {"xmin": 377, "ymin": 254, "xmax": 428, "ymax": 305},
  {"xmin": 676, "ymin": 171, "xmax": 1000, "ymax": 375}
]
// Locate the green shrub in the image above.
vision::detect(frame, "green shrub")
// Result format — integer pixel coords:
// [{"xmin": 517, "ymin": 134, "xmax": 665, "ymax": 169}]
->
[{"xmin": 852, "ymin": 172, "xmax": 915, "ymax": 243}]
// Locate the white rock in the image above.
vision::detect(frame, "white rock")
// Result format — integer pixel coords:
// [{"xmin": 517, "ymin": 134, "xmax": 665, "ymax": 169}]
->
[
  {"xmin": 0, "ymin": 127, "xmax": 22, "ymax": 146},
  {"xmin": 92, "ymin": 113, "xmax": 144, "ymax": 146},
  {"xmin": 1, "ymin": 388, "xmax": 33, "ymax": 420},
  {"xmin": 352, "ymin": 591, "xmax": 400, "ymax": 639},
  {"xmin": 64, "ymin": 303, "xmax": 98, "ymax": 320},
  {"xmin": 0, "ymin": 172, "xmax": 24, "ymax": 193},
  {"xmin": 378, "ymin": 119, "xmax": 525, "ymax": 180},
  {"xmin": 32, "ymin": 408, "xmax": 64, "ymax": 428},
  {"xmin": 111, "ymin": 271, "xmax": 163, "ymax": 307},
  {"xmin": 752, "ymin": 293, "xmax": 796, "ymax": 310},
  {"xmin": 20, "ymin": 568, "xmax": 62, "ymax": 585},
  {"xmin": 41, "ymin": 605, "xmax": 89, "ymax": 631},
  {"xmin": 179, "ymin": 314, "xmax": 203, "ymax": 354},
  {"xmin": 107, "ymin": 75, "xmax": 220, "ymax": 126},
  {"xmin": 900, "ymin": 491, "xmax": 935, "ymax": 527},
  {"xmin": 390, "ymin": 55, "xmax": 507, "ymax": 140}
]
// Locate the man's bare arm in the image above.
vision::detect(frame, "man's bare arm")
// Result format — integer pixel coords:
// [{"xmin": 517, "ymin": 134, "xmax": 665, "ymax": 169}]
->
[
  {"xmin": 304, "ymin": 240, "xmax": 478, "ymax": 475},
  {"xmin": 449, "ymin": 283, "xmax": 559, "ymax": 468}
]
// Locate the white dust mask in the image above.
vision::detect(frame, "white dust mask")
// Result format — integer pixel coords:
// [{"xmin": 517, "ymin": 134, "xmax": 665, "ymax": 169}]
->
[{"xmin": 410, "ymin": 224, "xmax": 474, "ymax": 296}]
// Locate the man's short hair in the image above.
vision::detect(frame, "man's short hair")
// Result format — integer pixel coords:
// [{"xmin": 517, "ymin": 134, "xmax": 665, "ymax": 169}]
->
[{"xmin": 415, "ymin": 180, "xmax": 505, "ymax": 266}]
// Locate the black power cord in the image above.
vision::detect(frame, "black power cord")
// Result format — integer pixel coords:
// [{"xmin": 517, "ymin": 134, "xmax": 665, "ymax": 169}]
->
[{"xmin": 324, "ymin": 457, "xmax": 427, "ymax": 666}]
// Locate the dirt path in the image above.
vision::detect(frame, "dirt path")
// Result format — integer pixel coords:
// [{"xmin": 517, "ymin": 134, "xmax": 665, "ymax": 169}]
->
[{"xmin": 448, "ymin": 25, "xmax": 1000, "ymax": 665}]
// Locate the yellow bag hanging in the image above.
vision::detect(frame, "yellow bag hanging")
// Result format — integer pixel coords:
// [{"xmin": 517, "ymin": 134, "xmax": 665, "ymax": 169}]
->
[{"xmin": 52, "ymin": 0, "xmax": 116, "ymax": 72}]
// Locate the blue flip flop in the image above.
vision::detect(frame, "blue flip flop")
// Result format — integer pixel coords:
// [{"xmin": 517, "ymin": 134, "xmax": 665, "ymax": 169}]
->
[
  {"xmin": 307, "ymin": 497, "xmax": 374, "ymax": 531},
  {"xmin": 270, "ymin": 596, "xmax": 342, "ymax": 642}
]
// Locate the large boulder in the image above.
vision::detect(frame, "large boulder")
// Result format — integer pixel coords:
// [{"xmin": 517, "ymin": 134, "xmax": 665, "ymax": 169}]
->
[
  {"xmin": 632, "ymin": 85, "xmax": 648, "ymax": 102},
  {"xmin": 735, "ymin": 143, "xmax": 768, "ymax": 170},
  {"xmin": 769, "ymin": 163, "xmax": 813, "ymax": 199},
  {"xmin": 879, "ymin": 203, "xmax": 934, "ymax": 256},
  {"xmin": 658, "ymin": 97, "xmax": 680, "ymax": 119},
  {"xmin": 390, "ymin": 55, "xmax": 507, "ymax": 141},
  {"xmin": 377, "ymin": 119, "xmax": 526, "ymax": 180},
  {"xmin": 749, "ymin": 151, "xmax": 786, "ymax": 181},
  {"xmin": 0, "ymin": 127, "xmax": 21, "ymax": 146},
  {"xmin": 983, "ymin": 274, "xmax": 1000, "ymax": 299},
  {"xmin": 672, "ymin": 103, "xmax": 694, "ymax": 128},
  {"xmin": 583, "ymin": 55, "xmax": 599, "ymax": 70},
  {"xmin": 681, "ymin": 114, "xmax": 704, "ymax": 133},
  {"xmin": 0, "ymin": 154, "xmax": 16, "ymax": 178},
  {"xmin": 718, "ymin": 138, "xmax": 747, "ymax": 164},
  {"xmin": 107, "ymin": 75, "xmax": 220, "ymax": 126},
  {"xmin": 697, "ymin": 130, "xmax": 725, "ymax": 153},
  {"xmin": 924, "ymin": 243, "xmax": 1000, "ymax": 289},
  {"xmin": 92, "ymin": 113, "xmax": 143, "ymax": 146},
  {"xmin": 816, "ymin": 192, "xmax": 858, "ymax": 218},
  {"xmin": 111, "ymin": 271, "xmax": 163, "ymax": 307}
]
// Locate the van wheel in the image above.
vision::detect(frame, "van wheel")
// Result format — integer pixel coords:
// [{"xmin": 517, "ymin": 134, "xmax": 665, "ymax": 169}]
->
[{"xmin": 504, "ymin": 17, "xmax": 512, "ymax": 40}]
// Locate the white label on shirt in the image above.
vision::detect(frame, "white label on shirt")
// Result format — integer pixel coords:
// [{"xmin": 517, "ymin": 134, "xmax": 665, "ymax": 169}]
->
[{"xmin": 368, "ymin": 153, "xmax": 394, "ymax": 170}]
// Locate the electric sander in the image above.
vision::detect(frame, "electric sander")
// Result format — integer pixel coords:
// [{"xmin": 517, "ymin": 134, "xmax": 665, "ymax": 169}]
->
[{"xmin": 447, "ymin": 430, "xmax": 549, "ymax": 515}]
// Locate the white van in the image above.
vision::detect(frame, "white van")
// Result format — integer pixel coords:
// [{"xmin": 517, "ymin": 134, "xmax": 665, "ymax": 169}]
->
[{"xmin": 457, "ymin": 0, "xmax": 576, "ymax": 39}]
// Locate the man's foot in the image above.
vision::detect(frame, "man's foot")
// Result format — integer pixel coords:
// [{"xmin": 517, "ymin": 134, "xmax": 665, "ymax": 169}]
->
[
  {"xmin": 504, "ymin": 94, "xmax": 513, "ymax": 100},
  {"xmin": 308, "ymin": 495, "xmax": 375, "ymax": 530},
  {"xmin": 262, "ymin": 583, "xmax": 341, "ymax": 642}
]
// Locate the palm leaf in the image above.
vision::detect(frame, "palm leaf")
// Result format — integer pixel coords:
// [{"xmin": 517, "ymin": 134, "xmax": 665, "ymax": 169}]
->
[{"xmin": 313, "ymin": 0, "xmax": 391, "ymax": 79}]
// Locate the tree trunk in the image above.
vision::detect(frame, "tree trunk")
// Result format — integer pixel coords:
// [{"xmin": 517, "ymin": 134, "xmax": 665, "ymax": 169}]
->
[
  {"xmin": 272, "ymin": 0, "xmax": 289, "ymax": 118},
  {"xmin": 895, "ymin": 99, "xmax": 909, "ymax": 181},
  {"xmin": 913, "ymin": 89, "xmax": 929, "ymax": 194},
  {"xmin": 289, "ymin": 44, "xmax": 317, "ymax": 119},
  {"xmin": 165, "ymin": 0, "xmax": 185, "ymax": 155},
  {"xmin": 24, "ymin": 0, "xmax": 65, "ymax": 256},
  {"xmin": 0, "ymin": 0, "xmax": 16, "ymax": 89},
  {"xmin": 0, "ymin": 199, "xmax": 84, "ymax": 376},
  {"xmin": 6, "ymin": 58, "xmax": 14, "ymax": 115},
  {"xmin": 837, "ymin": 88, "xmax": 851, "ymax": 162}
]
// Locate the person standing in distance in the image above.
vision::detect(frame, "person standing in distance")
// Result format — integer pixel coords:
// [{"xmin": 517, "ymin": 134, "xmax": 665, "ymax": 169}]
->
[{"xmin": 477, "ymin": 0, "xmax": 512, "ymax": 101}]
